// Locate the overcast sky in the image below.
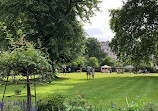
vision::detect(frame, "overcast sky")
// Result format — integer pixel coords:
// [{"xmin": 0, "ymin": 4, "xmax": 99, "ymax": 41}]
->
[{"xmin": 83, "ymin": 0, "xmax": 124, "ymax": 42}]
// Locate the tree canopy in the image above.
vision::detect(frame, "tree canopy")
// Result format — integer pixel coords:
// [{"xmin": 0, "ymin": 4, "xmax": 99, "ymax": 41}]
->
[
  {"xmin": 0, "ymin": 22, "xmax": 52, "ymax": 76},
  {"xmin": 88, "ymin": 57, "xmax": 99, "ymax": 68},
  {"xmin": 109, "ymin": 0, "xmax": 158, "ymax": 65},
  {"xmin": 85, "ymin": 38, "xmax": 107, "ymax": 62},
  {"xmin": 0, "ymin": 0, "xmax": 101, "ymax": 63},
  {"xmin": 100, "ymin": 56, "xmax": 115, "ymax": 66}
]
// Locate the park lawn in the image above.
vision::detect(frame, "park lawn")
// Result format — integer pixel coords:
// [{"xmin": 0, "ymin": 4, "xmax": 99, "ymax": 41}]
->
[{"xmin": 1, "ymin": 72, "xmax": 158, "ymax": 108}]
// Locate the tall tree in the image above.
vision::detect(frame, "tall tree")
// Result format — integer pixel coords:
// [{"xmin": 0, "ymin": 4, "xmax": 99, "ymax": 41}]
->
[
  {"xmin": 0, "ymin": 0, "xmax": 101, "ymax": 63},
  {"xmin": 100, "ymin": 56, "xmax": 115, "ymax": 66},
  {"xmin": 88, "ymin": 57, "xmax": 99, "ymax": 68},
  {"xmin": 85, "ymin": 37, "xmax": 107, "ymax": 62},
  {"xmin": 109, "ymin": 0, "xmax": 158, "ymax": 66}
]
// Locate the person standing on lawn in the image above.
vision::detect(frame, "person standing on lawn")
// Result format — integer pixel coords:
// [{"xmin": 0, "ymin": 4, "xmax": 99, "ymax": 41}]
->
[
  {"xmin": 63, "ymin": 65, "xmax": 66, "ymax": 75},
  {"xmin": 86, "ymin": 65, "xmax": 91, "ymax": 80},
  {"xmin": 92, "ymin": 67, "xmax": 95, "ymax": 79}
]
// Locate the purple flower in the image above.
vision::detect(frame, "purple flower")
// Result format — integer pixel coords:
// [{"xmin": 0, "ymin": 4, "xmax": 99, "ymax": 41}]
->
[
  {"xmin": 18, "ymin": 99, "xmax": 21, "ymax": 105},
  {"xmin": 112, "ymin": 105, "xmax": 116, "ymax": 107},
  {"xmin": 137, "ymin": 95, "xmax": 140, "ymax": 97},
  {"xmin": 0, "ymin": 102, "xmax": 5, "ymax": 110},
  {"xmin": 38, "ymin": 98, "xmax": 40, "ymax": 103},
  {"xmin": 34, "ymin": 107, "xmax": 38, "ymax": 111}
]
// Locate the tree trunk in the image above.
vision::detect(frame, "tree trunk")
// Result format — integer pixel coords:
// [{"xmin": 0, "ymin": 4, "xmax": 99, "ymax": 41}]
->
[{"xmin": 27, "ymin": 71, "xmax": 31, "ymax": 110}]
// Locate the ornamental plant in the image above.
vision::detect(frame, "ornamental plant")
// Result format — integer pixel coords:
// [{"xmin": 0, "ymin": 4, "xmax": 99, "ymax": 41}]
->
[
  {"xmin": 0, "ymin": 22, "xmax": 52, "ymax": 76},
  {"xmin": 0, "ymin": 22, "xmax": 52, "ymax": 110},
  {"xmin": 0, "ymin": 39, "xmax": 52, "ymax": 75}
]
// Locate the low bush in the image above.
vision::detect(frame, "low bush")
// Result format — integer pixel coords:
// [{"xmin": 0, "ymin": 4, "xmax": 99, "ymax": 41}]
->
[
  {"xmin": 121, "ymin": 102, "xmax": 158, "ymax": 111},
  {"xmin": 15, "ymin": 89, "xmax": 21, "ymax": 95},
  {"xmin": 0, "ymin": 100, "xmax": 38, "ymax": 111},
  {"xmin": 64, "ymin": 93, "xmax": 93, "ymax": 111},
  {"xmin": 82, "ymin": 68, "xmax": 86, "ymax": 72},
  {"xmin": 147, "ymin": 66, "xmax": 157, "ymax": 73},
  {"xmin": 0, "ymin": 102, "xmax": 21, "ymax": 111},
  {"xmin": 124, "ymin": 68, "xmax": 130, "ymax": 72},
  {"xmin": 95, "ymin": 67, "xmax": 101, "ymax": 72},
  {"xmin": 37, "ymin": 94, "xmax": 65, "ymax": 111}
]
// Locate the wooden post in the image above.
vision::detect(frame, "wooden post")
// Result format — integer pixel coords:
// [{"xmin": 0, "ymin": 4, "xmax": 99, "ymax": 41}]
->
[
  {"xmin": 27, "ymin": 71, "xmax": 31, "ymax": 110},
  {"xmin": 2, "ymin": 76, "xmax": 8, "ymax": 102},
  {"xmin": 34, "ymin": 74, "xmax": 37, "ymax": 106}
]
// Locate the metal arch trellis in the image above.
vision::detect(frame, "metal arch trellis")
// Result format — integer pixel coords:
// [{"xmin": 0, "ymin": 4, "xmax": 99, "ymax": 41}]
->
[
  {"xmin": 0, "ymin": 65, "xmax": 52, "ymax": 110},
  {"xmin": 1, "ymin": 68, "xmax": 38, "ymax": 110}
]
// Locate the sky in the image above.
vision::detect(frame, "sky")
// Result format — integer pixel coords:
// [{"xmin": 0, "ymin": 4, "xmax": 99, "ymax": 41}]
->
[{"xmin": 83, "ymin": 0, "xmax": 124, "ymax": 42}]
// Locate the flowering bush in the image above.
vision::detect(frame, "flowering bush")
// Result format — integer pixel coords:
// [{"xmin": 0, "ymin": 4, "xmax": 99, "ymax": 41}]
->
[
  {"xmin": 0, "ymin": 102, "xmax": 21, "ymax": 111},
  {"xmin": 0, "ymin": 22, "xmax": 52, "ymax": 110},
  {"xmin": 0, "ymin": 22, "xmax": 52, "ymax": 76},
  {"xmin": 15, "ymin": 89, "xmax": 21, "ymax": 95},
  {"xmin": 0, "ymin": 100, "xmax": 38, "ymax": 111}
]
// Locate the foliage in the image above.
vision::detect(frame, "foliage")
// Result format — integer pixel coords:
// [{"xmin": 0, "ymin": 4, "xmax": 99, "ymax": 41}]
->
[
  {"xmin": 0, "ymin": 100, "xmax": 38, "ymax": 111},
  {"xmin": 109, "ymin": 0, "xmax": 158, "ymax": 65},
  {"xmin": 115, "ymin": 61, "xmax": 126, "ymax": 67},
  {"xmin": 95, "ymin": 67, "xmax": 101, "ymax": 72},
  {"xmin": 0, "ymin": 102, "xmax": 21, "ymax": 111},
  {"xmin": 100, "ymin": 56, "xmax": 116, "ymax": 66},
  {"xmin": 152, "ymin": 56, "xmax": 158, "ymax": 68},
  {"xmin": 0, "ymin": 22, "xmax": 52, "ymax": 76},
  {"xmin": 122, "ymin": 101, "xmax": 158, "ymax": 111},
  {"xmin": 15, "ymin": 89, "xmax": 21, "ymax": 95},
  {"xmin": 70, "ymin": 56, "xmax": 87, "ymax": 69},
  {"xmin": 0, "ymin": 0, "xmax": 101, "ymax": 63},
  {"xmin": 144, "ymin": 102, "xmax": 158, "ymax": 111},
  {"xmin": 88, "ymin": 57, "xmax": 99, "ymax": 68},
  {"xmin": 85, "ymin": 38, "xmax": 107, "ymax": 62},
  {"xmin": 1, "ymin": 99, "xmax": 158, "ymax": 111},
  {"xmin": 133, "ymin": 62, "xmax": 157, "ymax": 73},
  {"xmin": 64, "ymin": 93, "xmax": 93, "ymax": 111},
  {"xmin": 124, "ymin": 68, "xmax": 131, "ymax": 72},
  {"xmin": 37, "ymin": 94, "xmax": 65, "ymax": 111}
]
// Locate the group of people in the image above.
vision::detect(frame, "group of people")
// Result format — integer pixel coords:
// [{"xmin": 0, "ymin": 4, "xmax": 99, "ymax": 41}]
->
[
  {"xmin": 59, "ymin": 65, "xmax": 95, "ymax": 79},
  {"xmin": 86, "ymin": 65, "xmax": 95, "ymax": 79}
]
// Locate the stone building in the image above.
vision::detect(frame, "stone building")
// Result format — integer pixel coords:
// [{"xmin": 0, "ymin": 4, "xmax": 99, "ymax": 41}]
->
[{"xmin": 100, "ymin": 41, "xmax": 117, "ymax": 60}]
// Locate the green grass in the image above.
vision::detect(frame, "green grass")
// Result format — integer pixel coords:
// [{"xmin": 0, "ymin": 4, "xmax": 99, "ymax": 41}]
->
[{"xmin": 1, "ymin": 72, "xmax": 158, "ymax": 108}]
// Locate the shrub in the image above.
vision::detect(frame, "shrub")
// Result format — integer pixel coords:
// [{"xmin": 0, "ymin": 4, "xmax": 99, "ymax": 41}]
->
[
  {"xmin": 0, "ymin": 99, "xmax": 38, "ymax": 111},
  {"xmin": 146, "ymin": 66, "xmax": 157, "ymax": 73},
  {"xmin": 15, "ymin": 89, "xmax": 21, "ymax": 95},
  {"xmin": 95, "ymin": 67, "xmax": 101, "ymax": 72},
  {"xmin": 156, "ymin": 69, "xmax": 158, "ymax": 73},
  {"xmin": 144, "ymin": 102, "xmax": 158, "ymax": 111},
  {"xmin": 124, "ymin": 68, "xmax": 130, "ymax": 72},
  {"xmin": 0, "ymin": 102, "xmax": 21, "ymax": 111},
  {"xmin": 64, "ymin": 93, "xmax": 93, "ymax": 111},
  {"xmin": 121, "ymin": 102, "xmax": 158, "ymax": 111},
  {"xmin": 37, "ymin": 94, "xmax": 65, "ymax": 111}
]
